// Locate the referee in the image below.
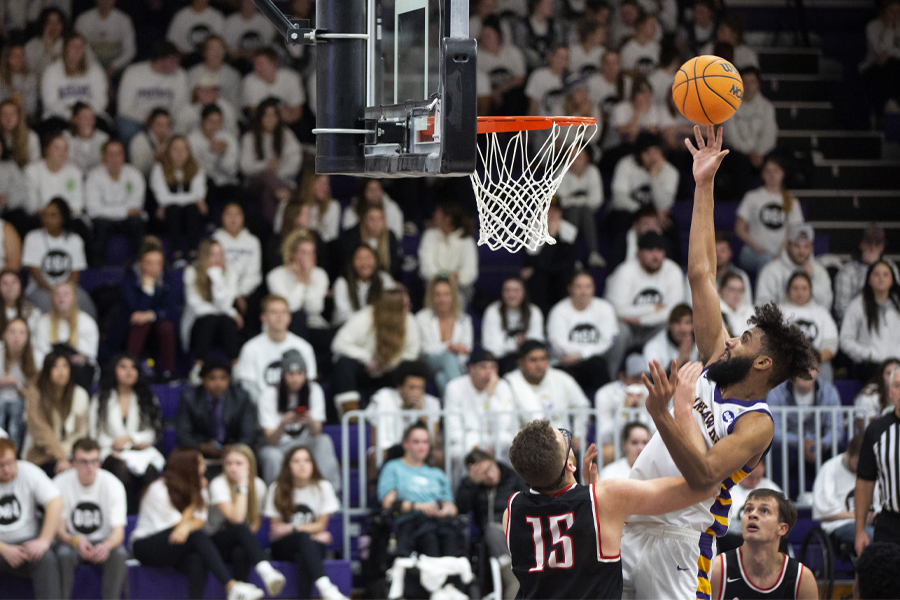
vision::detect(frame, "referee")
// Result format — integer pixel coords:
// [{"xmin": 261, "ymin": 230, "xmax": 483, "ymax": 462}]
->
[{"xmin": 856, "ymin": 367, "xmax": 900, "ymax": 555}]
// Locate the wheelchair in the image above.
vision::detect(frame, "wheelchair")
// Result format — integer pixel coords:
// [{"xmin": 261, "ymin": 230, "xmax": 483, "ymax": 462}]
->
[{"xmin": 799, "ymin": 525, "xmax": 857, "ymax": 599}]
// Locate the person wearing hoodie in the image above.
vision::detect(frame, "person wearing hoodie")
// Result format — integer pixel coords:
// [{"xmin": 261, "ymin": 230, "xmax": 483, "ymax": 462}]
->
[
  {"xmin": 418, "ymin": 200, "xmax": 479, "ymax": 309},
  {"xmin": 756, "ymin": 223, "xmax": 833, "ymax": 311}
]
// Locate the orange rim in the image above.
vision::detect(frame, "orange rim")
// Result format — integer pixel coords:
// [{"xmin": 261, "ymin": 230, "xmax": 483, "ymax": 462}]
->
[{"xmin": 476, "ymin": 115, "xmax": 597, "ymax": 134}]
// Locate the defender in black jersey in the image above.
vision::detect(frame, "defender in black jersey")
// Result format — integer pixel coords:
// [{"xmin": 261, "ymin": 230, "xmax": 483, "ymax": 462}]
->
[
  {"xmin": 710, "ymin": 489, "xmax": 817, "ymax": 599},
  {"xmin": 502, "ymin": 419, "xmax": 716, "ymax": 600}
]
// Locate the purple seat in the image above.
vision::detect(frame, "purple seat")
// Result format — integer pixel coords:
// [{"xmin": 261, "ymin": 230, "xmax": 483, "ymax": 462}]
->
[
  {"xmin": 0, "ymin": 564, "xmax": 104, "ymax": 599},
  {"xmin": 833, "ymin": 379, "xmax": 863, "ymax": 406},
  {"xmin": 105, "ymin": 235, "xmax": 131, "ymax": 267},
  {"xmin": 78, "ymin": 269, "xmax": 125, "ymax": 293},
  {"xmin": 151, "ymin": 384, "xmax": 186, "ymax": 421},
  {"xmin": 322, "ymin": 424, "xmax": 370, "ymax": 464}
]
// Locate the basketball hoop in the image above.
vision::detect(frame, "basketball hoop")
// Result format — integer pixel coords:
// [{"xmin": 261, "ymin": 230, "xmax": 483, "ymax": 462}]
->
[{"xmin": 471, "ymin": 116, "xmax": 598, "ymax": 253}]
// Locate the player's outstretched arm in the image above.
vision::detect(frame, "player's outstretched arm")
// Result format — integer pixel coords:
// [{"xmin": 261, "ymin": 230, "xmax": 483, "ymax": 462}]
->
[
  {"xmin": 596, "ymin": 476, "xmax": 719, "ymax": 522},
  {"xmin": 686, "ymin": 125, "xmax": 729, "ymax": 365}
]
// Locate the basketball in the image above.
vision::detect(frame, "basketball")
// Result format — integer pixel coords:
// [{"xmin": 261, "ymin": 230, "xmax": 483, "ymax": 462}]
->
[{"xmin": 672, "ymin": 55, "xmax": 744, "ymax": 126}]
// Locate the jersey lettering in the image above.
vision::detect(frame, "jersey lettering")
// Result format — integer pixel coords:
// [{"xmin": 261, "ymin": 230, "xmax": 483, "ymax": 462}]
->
[{"xmin": 525, "ymin": 513, "xmax": 575, "ymax": 572}]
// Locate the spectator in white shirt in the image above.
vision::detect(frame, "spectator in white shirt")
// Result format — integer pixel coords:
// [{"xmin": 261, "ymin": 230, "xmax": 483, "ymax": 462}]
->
[
  {"xmin": 177, "ymin": 74, "xmax": 240, "ymax": 138},
  {"xmin": 212, "ymin": 203, "xmax": 262, "ymax": 333},
  {"xmin": 588, "ymin": 52, "xmax": 632, "ymax": 149},
  {"xmin": 515, "ymin": 0, "xmax": 566, "ymax": 71},
  {"xmin": 63, "ymin": 103, "xmax": 108, "ymax": 177},
  {"xmin": 735, "ymin": 156, "xmax": 804, "ymax": 275},
  {"xmin": 524, "ymin": 45, "xmax": 568, "ymax": 117},
  {"xmin": 418, "ymin": 201, "xmax": 479, "ymax": 307},
  {"xmin": 340, "ymin": 178, "xmax": 405, "ymax": 242},
  {"xmin": 89, "ymin": 355, "xmax": 162, "ymax": 514},
  {"xmin": 477, "ymin": 18, "xmax": 527, "ymax": 116},
  {"xmin": 853, "ymin": 357, "xmax": 900, "ymax": 433},
  {"xmin": 675, "ymin": 0, "xmax": 718, "ymax": 57},
  {"xmin": 719, "ymin": 271, "xmax": 756, "ymax": 339},
  {"xmin": 0, "ymin": 317, "xmax": 39, "ymax": 452},
  {"xmin": 187, "ymin": 104, "xmax": 240, "ymax": 218},
  {"xmin": 756, "ymin": 223, "xmax": 833, "ymax": 310},
  {"xmin": 149, "ymin": 135, "xmax": 208, "ymax": 262},
  {"xmin": 0, "ymin": 438, "xmax": 63, "ymax": 600},
  {"xmin": 780, "ymin": 271, "xmax": 839, "ymax": 381},
  {"xmin": 642, "ymin": 303, "xmax": 699, "ymax": 371},
  {"xmin": 24, "ymin": 134, "xmax": 86, "ymax": 228},
  {"xmin": 416, "ymin": 276, "xmax": 473, "ymax": 396},
  {"xmin": 242, "ymin": 47, "xmax": 305, "ymax": 126},
  {"xmin": 53, "ymin": 437, "xmax": 128, "ymax": 600},
  {"xmin": 839, "ymin": 261, "xmax": 900, "ymax": 376},
  {"xmin": 569, "ymin": 18, "xmax": 607, "ymax": 79},
  {"xmin": 257, "ymin": 350, "xmax": 339, "ymax": 490},
  {"xmin": 0, "ymin": 271, "xmax": 40, "ymax": 340},
  {"xmin": 166, "ymin": 0, "xmax": 225, "ymax": 56},
  {"xmin": 240, "ymin": 97, "xmax": 302, "ymax": 223},
  {"xmin": 0, "ymin": 44, "xmax": 39, "ymax": 121},
  {"xmin": 84, "ymin": 140, "xmax": 145, "ymax": 267},
  {"xmin": 0, "ymin": 100, "xmax": 40, "ymax": 172},
  {"xmin": 332, "ymin": 245, "xmax": 394, "ymax": 327},
  {"xmin": 700, "ymin": 14, "xmax": 759, "ymax": 71},
  {"xmin": 128, "ymin": 108, "xmax": 172, "ymax": 178},
  {"xmin": 40, "ymin": 34, "xmax": 108, "ymax": 123},
  {"xmin": 547, "ymin": 271, "xmax": 620, "ymax": 389},
  {"xmin": 556, "ymin": 148, "xmax": 605, "ymax": 268},
  {"xmin": 834, "ymin": 226, "xmax": 899, "ymax": 323},
  {"xmin": 74, "ymin": 0, "xmax": 136, "ymax": 79},
  {"xmin": 116, "ymin": 41, "xmax": 189, "ymax": 145},
  {"xmin": 599, "ymin": 421, "xmax": 649, "ymax": 480},
  {"xmin": 296, "ymin": 174, "xmax": 340, "ymax": 242},
  {"xmin": 481, "ymin": 276, "xmax": 545, "ymax": 375},
  {"xmin": 620, "ymin": 15, "xmax": 660, "ymax": 75},
  {"xmin": 24, "ymin": 8, "xmax": 66, "ymax": 79},
  {"xmin": 224, "ymin": 0, "xmax": 277, "ymax": 64},
  {"xmin": 812, "ymin": 434, "xmax": 874, "ymax": 546},
  {"xmin": 187, "ymin": 36, "xmax": 242, "ymax": 111},
  {"xmin": 859, "ymin": 0, "xmax": 900, "ymax": 116},
  {"xmin": 181, "ymin": 240, "xmax": 243, "ymax": 373},
  {"xmin": 32, "ymin": 283, "xmax": 98, "ymax": 389},
  {"xmin": 610, "ymin": 77, "xmax": 666, "ymax": 148},
  {"xmin": 594, "ymin": 354, "xmax": 653, "ymax": 461},
  {"xmin": 721, "ymin": 67, "xmax": 778, "ymax": 196}
]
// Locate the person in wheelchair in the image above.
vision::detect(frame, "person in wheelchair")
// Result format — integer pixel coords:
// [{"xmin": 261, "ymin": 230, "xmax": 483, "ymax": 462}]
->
[
  {"xmin": 813, "ymin": 433, "xmax": 875, "ymax": 548},
  {"xmin": 377, "ymin": 421, "xmax": 463, "ymax": 557},
  {"xmin": 710, "ymin": 489, "xmax": 818, "ymax": 599}
]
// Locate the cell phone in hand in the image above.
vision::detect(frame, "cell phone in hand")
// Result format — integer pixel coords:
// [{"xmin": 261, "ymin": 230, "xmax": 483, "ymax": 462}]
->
[{"xmin": 294, "ymin": 406, "xmax": 308, "ymax": 415}]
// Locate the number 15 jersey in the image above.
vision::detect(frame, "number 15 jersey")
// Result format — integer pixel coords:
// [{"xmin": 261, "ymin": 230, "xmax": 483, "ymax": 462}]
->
[{"xmin": 506, "ymin": 484, "xmax": 622, "ymax": 600}]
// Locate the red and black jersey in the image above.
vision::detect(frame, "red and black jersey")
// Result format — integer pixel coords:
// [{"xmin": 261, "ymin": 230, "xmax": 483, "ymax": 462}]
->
[{"xmin": 715, "ymin": 548, "xmax": 803, "ymax": 600}]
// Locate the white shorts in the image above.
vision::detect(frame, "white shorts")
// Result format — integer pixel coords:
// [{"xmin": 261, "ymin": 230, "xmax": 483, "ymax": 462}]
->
[{"xmin": 621, "ymin": 522, "xmax": 715, "ymax": 600}]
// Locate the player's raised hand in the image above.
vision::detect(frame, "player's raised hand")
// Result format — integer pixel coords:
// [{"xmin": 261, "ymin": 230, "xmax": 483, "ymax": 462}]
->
[
  {"xmin": 642, "ymin": 360, "xmax": 678, "ymax": 418},
  {"xmin": 673, "ymin": 361, "xmax": 703, "ymax": 416},
  {"xmin": 685, "ymin": 125, "xmax": 728, "ymax": 187},
  {"xmin": 582, "ymin": 442, "xmax": 600, "ymax": 485}
]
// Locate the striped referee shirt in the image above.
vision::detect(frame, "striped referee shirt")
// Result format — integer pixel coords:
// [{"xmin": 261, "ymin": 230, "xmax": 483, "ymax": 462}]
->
[{"xmin": 858, "ymin": 411, "xmax": 900, "ymax": 513}]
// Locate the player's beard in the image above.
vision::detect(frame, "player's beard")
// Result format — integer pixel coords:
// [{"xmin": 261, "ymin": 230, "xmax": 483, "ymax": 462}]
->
[{"xmin": 706, "ymin": 355, "xmax": 755, "ymax": 388}]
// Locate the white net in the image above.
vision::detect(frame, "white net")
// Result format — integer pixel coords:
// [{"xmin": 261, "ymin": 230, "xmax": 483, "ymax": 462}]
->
[{"xmin": 470, "ymin": 119, "xmax": 598, "ymax": 253}]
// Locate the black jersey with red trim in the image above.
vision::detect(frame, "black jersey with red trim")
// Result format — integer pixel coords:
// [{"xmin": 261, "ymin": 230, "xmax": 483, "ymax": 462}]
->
[
  {"xmin": 506, "ymin": 483, "xmax": 622, "ymax": 600},
  {"xmin": 716, "ymin": 548, "xmax": 802, "ymax": 599}
]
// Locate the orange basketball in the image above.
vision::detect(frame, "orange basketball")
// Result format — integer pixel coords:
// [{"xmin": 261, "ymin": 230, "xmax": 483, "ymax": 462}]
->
[{"xmin": 672, "ymin": 55, "xmax": 743, "ymax": 126}]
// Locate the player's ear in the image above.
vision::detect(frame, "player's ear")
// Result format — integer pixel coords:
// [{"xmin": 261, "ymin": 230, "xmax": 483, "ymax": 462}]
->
[
  {"xmin": 753, "ymin": 354, "xmax": 773, "ymax": 371},
  {"xmin": 777, "ymin": 522, "xmax": 789, "ymax": 538}
]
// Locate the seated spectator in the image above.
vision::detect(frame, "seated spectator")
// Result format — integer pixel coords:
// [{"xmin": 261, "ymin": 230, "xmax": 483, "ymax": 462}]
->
[
  {"xmin": 150, "ymin": 135, "xmax": 209, "ymax": 262},
  {"xmin": 599, "ymin": 421, "xmax": 650, "ymax": 480},
  {"xmin": 455, "ymin": 448, "xmax": 525, "ymax": 600},
  {"xmin": 648, "ymin": 45, "xmax": 678, "ymax": 108},
  {"xmin": 212, "ymin": 203, "xmax": 262, "ymax": 333},
  {"xmin": 0, "ymin": 139, "xmax": 30, "ymax": 224},
  {"xmin": 767, "ymin": 351, "xmax": 842, "ymax": 498},
  {"xmin": 700, "ymin": 13, "xmax": 759, "ymax": 69},
  {"xmin": 299, "ymin": 174, "xmax": 341, "ymax": 246},
  {"xmin": 53, "ymin": 437, "xmax": 128, "ymax": 600},
  {"xmin": 240, "ymin": 97, "xmax": 302, "ymax": 223},
  {"xmin": 0, "ymin": 438, "xmax": 63, "ymax": 599},
  {"xmin": 588, "ymin": 51, "xmax": 631, "ymax": 150},
  {"xmin": 620, "ymin": 15, "xmax": 660, "ymax": 75},
  {"xmin": 854, "ymin": 358, "xmax": 900, "ymax": 432},
  {"xmin": 522, "ymin": 200, "xmax": 578, "ymax": 313},
  {"xmin": 780, "ymin": 272, "xmax": 839, "ymax": 381},
  {"xmin": 258, "ymin": 350, "xmax": 339, "ymax": 489},
  {"xmin": 482, "ymin": 277, "xmax": 545, "ymax": 375},
  {"xmin": 547, "ymin": 271, "xmax": 619, "ymax": 388},
  {"xmin": 242, "ymin": 48, "xmax": 305, "ymax": 125},
  {"xmin": 0, "ymin": 100, "xmax": 40, "ymax": 172},
  {"xmin": 719, "ymin": 271, "xmax": 756, "ymax": 338},
  {"xmin": 263, "ymin": 447, "xmax": 348, "ymax": 600},
  {"xmin": 187, "ymin": 36, "xmax": 241, "ymax": 112},
  {"xmin": 85, "ymin": 139, "xmax": 145, "ymax": 267},
  {"xmin": 676, "ymin": 0, "xmax": 718, "ymax": 57},
  {"xmin": 33, "ymin": 283, "xmax": 98, "ymax": 389},
  {"xmin": 341, "ymin": 179, "xmax": 404, "ymax": 242},
  {"xmin": 0, "ymin": 44, "xmax": 39, "ymax": 120},
  {"xmin": 116, "ymin": 41, "xmax": 188, "ymax": 145},
  {"xmin": 182, "ymin": 240, "xmax": 243, "ymax": 374},
  {"xmin": 612, "ymin": 206, "xmax": 667, "ymax": 270},
  {"xmin": 74, "ymin": 0, "xmax": 136, "ymax": 79},
  {"xmin": 834, "ymin": 226, "xmax": 899, "ymax": 322},
  {"xmin": 713, "ymin": 231, "xmax": 753, "ymax": 304},
  {"xmin": 756, "ymin": 223, "xmax": 833, "ymax": 310},
  {"xmin": 177, "ymin": 74, "xmax": 240, "ymax": 138},
  {"xmin": 515, "ymin": 0, "xmax": 566, "ymax": 71},
  {"xmin": 24, "ymin": 351, "xmax": 90, "ymax": 476},
  {"xmin": 0, "ymin": 317, "xmax": 39, "ymax": 451},
  {"xmin": 332, "ymin": 245, "xmax": 393, "ymax": 327},
  {"xmin": 40, "ymin": 35, "xmax": 108, "ymax": 123},
  {"xmin": 166, "ymin": 0, "xmax": 225, "ymax": 57},
  {"xmin": 22, "ymin": 198, "xmax": 94, "ymax": 317},
  {"xmin": 610, "ymin": 79, "xmax": 667, "ymax": 149},
  {"xmin": 556, "ymin": 148, "xmax": 605, "ymax": 268},
  {"xmin": 735, "ymin": 156, "xmax": 803, "ymax": 275},
  {"xmin": 595, "ymin": 354, "xmax": 653, "ymax": 463},
  {"xmin": 839, "ymin": 260, "xmax": 900, "ymax": 377},
  {"xmin": 377, "ymin": 421, "xmax": 461, "ymax": 557},
  {"xmin": 721, "ymin": 67, "xmax": 778, "ymax": 195},
  {"xmin": 855, "ymin": 542, "xmax": 900, "ymax": 600},
  {"xmin": 813, "ymin": 434, "xmax": 873, "ymax": 548},
  {"xmin": 416, "ymin": 276, "xmax": 473, "ymax": 396},
  {"xmin": 187, "ymin": 104, "xmax": 240, "ymax": 221},
  {"xmin": 0, "ymin": 270, "xmax": 40, "ymax": 335},
  {"xmin": 62, "ymin": 103, "xmax": 108, "ymax": 176},
  {"xmin": 129, "ymin": 448, "xmax": 265, "ymax": 600},
  {"xmin": 716, "ymin": 462, "xmax": 783, "ymax": 553},
  {"xmin": 569, "ymin": 18, "xmax": 607, "ymax": 79},
  {"xmin": 223, "ymin": 0, "xmax": 277, "ymax": 64},
  {"xmin": 175, "ymin": 360, "xmax": 259, "ymax": 468},
  {"xmin": 89, "ymin": 355, "xmax": 163, "ymax": 514},
  {"xmin": 477, "ymin": 18, "xmax": 527, "ymax": 116},
  {"xmin": 24, "ymin": 134, "xmax": 86, "ymax": 229},
  {"xmin": 555, "ymin": 79, "xmax": 602, "ymax": 152},
  {"xmin": 444, "ymin": 349, "xmax": 516, "ymax": 460},
  {"xmin": 506, "ymin": 340, "xmax": 590, "ymax": 443},
  {"xmin": 859, "ymin": 0, "xmax": 900, "ymax": 117},
  {"xmin": 605, "ymin": 231, "xmax": 685, "ymax": 351},
  {"xmin": 340, "ymin": 205, "xmax": 401, "ymax": 283},
  {"xmin": 365, "ymin": 361, "xmax": 441, "ymax": 459},
  {"xmin": 206, "ymin": 444, "xmax": 287, "ymax": 597},
  {"xmin": 128, "ymin": 108, "xmax": 172, "ymax": 178},
  {"xmin": 524, "ymin": 45, "xmax": 568, "ymax": 116},
  {"xmin": 235, "ymin": 294, "xmax": 317, "ymax": 400},
  {"xmin": 642, "ymin": 303, "xmax": 698, "ymax": 370},
  {"xmin": 24, "ymin": 8, "xmax": 67, "ymax": 79}
]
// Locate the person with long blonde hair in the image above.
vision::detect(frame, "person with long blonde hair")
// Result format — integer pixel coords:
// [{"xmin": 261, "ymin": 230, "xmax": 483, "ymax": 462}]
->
[
  {"xmin": 149, "ymin": 135, "xmax": 208, "ymax": 262},
  {"xmin": 40, "ymin": 34, "xmax": 109, "ymax": 121},
  {"xmin": 0, "ymin": 44, "xmax": 38, "ymax": 119},
  {"xmin": 33, "ymin": 283, "xmax": 98, "ymax": 389},
  {"xmin": 416, "ymin": 275, "xmax": 473, "ymax": 395},
  {"xmin": 207, "ymin": 444, "xmax": 286, "ymax": 596},
  {"xmin": 263, "ymin": 447, "xmax": 348, "ymax": 600},
  {"xmin": 0, "ymin": 318, "xmax": 40, "ymax": 449},
  {"xmin": 0, "ymin": 99, "xmax": 40, "ymax": 170},
  {"xmin": 298, "ymin": 174, "xmax": 341, "ymax": 243},
  {"xmin": 331, "ymin": 287, "xmax": 421, "ymax": 412}
]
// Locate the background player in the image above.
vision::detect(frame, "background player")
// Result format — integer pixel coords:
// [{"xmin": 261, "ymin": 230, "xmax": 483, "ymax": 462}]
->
[
  {"xmin": 710, "ymin": 489, "xmax": 818, "ymax": 599},
  {"xmin": 502, "ymin": 419, "xmax": 716, "ymax": 599},
  {"xmin": 620, "ymin": 125, "xmax": 816, "ymax": 600}
]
